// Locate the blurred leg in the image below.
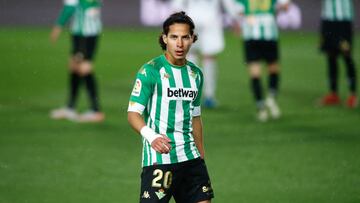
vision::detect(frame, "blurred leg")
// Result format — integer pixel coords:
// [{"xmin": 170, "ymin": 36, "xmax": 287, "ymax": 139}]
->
[
  {"xmin": 326, "ymin": 51, "xmax": 339, "ymax": 94},
  {"xmin": 67, "ymin": 57, "xmax": 82, "ymax": 109},
  {"xmin": 248, "ymin": 62, "xmax": 264, "ymax": 109},
  {"xmin": 343, "ymin": 53, "xmax": 357, "ymax": 95},
  {"xmin": 321, "ymin": 51, "xmax": 341, "ymax": 105},
  {"xmin": 78, "ymin": 61, "xmax": 101, "ymax": 112},
  {"xmin": 343, "ymin": 51, "xmax": 358, "ymax": 108},
  {"xmin": 203, "ymin": 55, "xmax": 217, "ymax": 101},
  {"xmin": 268, "ymin": 62, "xmax": 280, "ymax": 98}
]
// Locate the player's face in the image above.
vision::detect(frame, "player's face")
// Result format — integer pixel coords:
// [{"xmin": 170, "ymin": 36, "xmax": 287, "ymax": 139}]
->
[{"xmin": 163, "ymin": 23, "xmax": 193, "ymax": 66}]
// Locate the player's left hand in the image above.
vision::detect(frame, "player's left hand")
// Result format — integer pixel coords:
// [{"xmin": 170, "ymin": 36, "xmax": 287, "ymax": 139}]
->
[{"xmin": 151, "ymin": 135, "xmax": 171, "ymax": 154}]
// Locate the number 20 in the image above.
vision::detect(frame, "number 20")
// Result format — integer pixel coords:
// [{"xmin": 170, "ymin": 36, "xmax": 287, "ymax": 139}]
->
[{"xmin": 152, "ymin": 169, "xmax": 173, "ymax": 189}]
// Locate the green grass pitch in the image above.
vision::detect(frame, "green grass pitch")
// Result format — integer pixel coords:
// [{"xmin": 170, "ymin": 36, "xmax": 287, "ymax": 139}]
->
[{"xmin": 0, "ymin": 27, "xmax": 359, "ymax": 202}]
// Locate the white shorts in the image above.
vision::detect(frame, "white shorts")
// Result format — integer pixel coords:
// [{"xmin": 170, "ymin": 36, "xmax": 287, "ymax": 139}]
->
[{"xmin": 191, "ymin": 21, "xmax": 225, "ymax": 56}]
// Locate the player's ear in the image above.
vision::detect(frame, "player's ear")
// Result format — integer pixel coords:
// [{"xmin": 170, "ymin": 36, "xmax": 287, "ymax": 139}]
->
[
  {"xmin": 192, "ymin": 33, "xmax": 198, "ymax": 43},
  {"xmin": 162, "ymin": 34, "xmax": 167, "ymax": 45}
]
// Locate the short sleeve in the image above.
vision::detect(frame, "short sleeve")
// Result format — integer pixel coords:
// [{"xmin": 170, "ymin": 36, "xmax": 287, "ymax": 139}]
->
[
  {"xmin": 192, "ymin": 69, "xmax": 203, "ymax": 107},
  {"xmin": 128, "ymin": 65, "xmax": 155, "ymax": 114},
  {"xmin": 56, "ymin": 0, "xmax": 77, "ymax": 26}
]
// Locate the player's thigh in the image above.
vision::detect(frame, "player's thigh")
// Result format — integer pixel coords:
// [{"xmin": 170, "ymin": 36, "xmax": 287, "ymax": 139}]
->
[
  {"xmin": 338, "ymin": 22, "xmax": 353, "ymax": 55},
  {"xmin": 71, "ymin": 35, "xmax": 85, "ymax": 61},
  {"xmin": 173, "ymin": 159, "xmax": 214, "ymax": 203},
  {"xmin": 244, "ymin": 40, "xmax": 262, "ymax": 63},
  {"xmin": 84, "ymin": 35, "xmax": 99, "ymax": 61},
  {"xmin": 320, "ymin": 21, "xmax": 352, "ymax": 54},
  {"xmin": 139, "ymin": 164, "xmax": 176, "ymax": 203},
  {"xmin": 71, "ymin": 35, "xmax": 98, "ymax": 61},
  {"xmin": 263, "ymin": 40, "xmax": 279, "ymax": 64}
]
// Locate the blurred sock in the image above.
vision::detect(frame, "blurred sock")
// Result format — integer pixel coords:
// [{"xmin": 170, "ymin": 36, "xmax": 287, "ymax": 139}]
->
[
  {"xmin": 84, "ymin": 73, "xmax": 100, "ymax": 112},
  {"xmin": 327, "ymin": 53, "xmax": 338, "ymax": 93},
  {"xmin": 251, "ymin": 77, "xmax": 263, "ymax": 108},
  {"xmin": 269, "ymin": 73, "xmax": 279, "ymax": 97},
  {"xmin": 67, "ymin": 72, "xmax": 82, "ymax": 109},
  {"xmin": 344, "ymin": 55, "xmax": 357, "ymax": 94}
]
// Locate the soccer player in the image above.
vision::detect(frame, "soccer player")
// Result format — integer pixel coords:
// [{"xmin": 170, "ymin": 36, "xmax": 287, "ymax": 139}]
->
[
  {"xmin": 171, "ymin": 0, "xmax": 238, "ymax": 108},
  {"xmin": 49, "ymin": 0, "xmax": 105, "ymax": 122},
  {"xmin": 127, "ymin": 12, "xmax": 214, "ymax": 203},
  {"xmin": 320, "ymin": 0, "xmax": 357, "ymax": 108},
  {"xmin": 233, "ymin": 0, "xmax": 289, "ymax": 122}
]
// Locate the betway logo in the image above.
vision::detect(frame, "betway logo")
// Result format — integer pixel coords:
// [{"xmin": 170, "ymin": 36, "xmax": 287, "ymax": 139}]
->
[{"xmin": 167, "ymin": 88, "xmax": 198, "ymax": 101}]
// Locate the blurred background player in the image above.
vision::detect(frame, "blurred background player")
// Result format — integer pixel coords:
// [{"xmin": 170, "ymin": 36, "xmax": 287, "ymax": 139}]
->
[
  {"xmin": 171, "ymin": 0, "xmax": 238, "ymax": 108},
  {"xmin": 50, "ymin": 0, "xmax": 105, "ymax": 122},
  {"xmin": 276, "ymin": 1, "xmax": 301, "ymax": 30},
  {"xmin": 233, "ymin": 0, "xmax": 289, "ymax": 122},
  {"xmin": 319, "ymin": 0, "xmax": 357, "ymax": 108}
]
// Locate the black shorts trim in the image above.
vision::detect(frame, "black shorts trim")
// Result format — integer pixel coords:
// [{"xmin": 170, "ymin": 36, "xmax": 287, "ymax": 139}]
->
[
  {"xmin": 140, "ymin": 158, "xmax": 214, "ymax": 203},
  {"xmin": 244, "ymin": 40, "xmax": 279, "ymax": 63},
  {"xmin": 320, "ymin": 20, "xmax": 353, "ymax": 53},
  {"xmin": 71, "ymin": 35, "xmax": 99, "ymax": 60}
]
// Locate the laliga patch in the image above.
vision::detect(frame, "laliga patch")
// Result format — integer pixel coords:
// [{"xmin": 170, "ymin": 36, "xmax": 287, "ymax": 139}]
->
[
  {"xmin": 131, "ymin": 79, "xmax": 142, "ymax": 97},
  {"xmin": 166, "ymin": 87, "xmax": 198, "ymax": 101}
]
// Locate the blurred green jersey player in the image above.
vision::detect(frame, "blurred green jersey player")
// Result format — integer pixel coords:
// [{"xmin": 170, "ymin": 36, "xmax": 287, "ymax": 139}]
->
[
  {"xmin": 233, "ymin": 0, "xmax": 289, "ymax": 122},
  {"xmin": 50, "ymin": 0, "xmax": 105, "ymax": 122},
  {"xmin": 320, "ymin": 0, "xmax": 357, "ymax": 108}
]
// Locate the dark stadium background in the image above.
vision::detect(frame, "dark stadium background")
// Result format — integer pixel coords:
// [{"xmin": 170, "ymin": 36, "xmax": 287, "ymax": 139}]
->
[{"xmin": 1, "ymin": 0, "xmax": 359, "ymax": 30}]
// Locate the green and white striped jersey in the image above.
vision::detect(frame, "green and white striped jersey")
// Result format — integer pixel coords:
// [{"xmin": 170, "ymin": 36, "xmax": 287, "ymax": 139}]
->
[
  {"xmin": 235, "ymin": 0, "xmax": 289, "ymax": 41},
  {"xmin": 321, "ymin": 0, "xmax": 354, "ymax": 21},
  {"xmin": 56, "ymin": 0, "xmax": 102, "ymax": 36},
  {"xmin": 128, "ymin": 55, "xmax": 203, "ymax": 167}
]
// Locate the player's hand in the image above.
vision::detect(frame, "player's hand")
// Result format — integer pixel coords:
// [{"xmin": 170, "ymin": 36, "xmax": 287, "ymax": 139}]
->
[
  {"xmin": 232, "ymin": 21, "xmax": 242, "ymax": 37},
  {"xmin": 50, "ymin": 26, "xmax": 62, "ymax": 43},
  {"xmin": 151, "ymin": 135, "xmax": 171, "ymax": 154}
]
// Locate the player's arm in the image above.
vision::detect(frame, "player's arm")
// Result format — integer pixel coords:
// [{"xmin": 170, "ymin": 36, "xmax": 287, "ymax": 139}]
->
[
  {"xmin": 50, "ymin": 0, "xmax": 76, "ymax": 43},
  {"xmin": 191, "ymin": 68, "xmax": 205, "ymax": 159},
  {"xmin": 192, "ymin": 115, "xmax": 205, "ymax": 159},
  {"xmin": 127, "ymin": 111, "xmax": 171, "ymax": 154},
  {"xmin": 127, "ymin": 65, "xmax": 171, "ymax": 154}
]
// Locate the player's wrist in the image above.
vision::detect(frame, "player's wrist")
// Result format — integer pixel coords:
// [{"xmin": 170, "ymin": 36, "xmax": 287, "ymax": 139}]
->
[{"xmin": 140, "ymin": 126, "xmax": 162, "ymax": 144}]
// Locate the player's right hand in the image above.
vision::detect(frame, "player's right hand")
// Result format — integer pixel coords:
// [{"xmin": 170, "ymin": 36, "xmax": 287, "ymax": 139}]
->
[
  {"xmin": 50, "ymin": 26, "xmax": 62, "ymax": 43},
  {"xmin": 151, "ymin": 135, "xmax": 171, "ymax": 154}
]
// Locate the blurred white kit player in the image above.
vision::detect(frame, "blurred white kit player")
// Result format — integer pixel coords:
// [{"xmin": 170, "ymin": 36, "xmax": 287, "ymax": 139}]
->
[
  {"xmin": 171, "ymin": 0, "xmax": 238, "ymax": 108},
  {"xmin": 276, "ymin": 2, "xmax": 302, "ymax": 30},
  {"xmin": 140, "ymin": 0, "xmax": 173, "ymax": 26}
]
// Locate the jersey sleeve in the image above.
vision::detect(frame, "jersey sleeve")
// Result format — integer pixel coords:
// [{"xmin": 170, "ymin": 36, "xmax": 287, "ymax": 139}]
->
[
  {"xmin": 55, "ymin": 0, "xmax": 77, "ymax": 27},
  {"xmin": 192, "ymin": 68, "xmax": 203, "ymax": 117},
  {"xmin": 128, "ymin": 65, "xmax": 155, "ymax": 115}
]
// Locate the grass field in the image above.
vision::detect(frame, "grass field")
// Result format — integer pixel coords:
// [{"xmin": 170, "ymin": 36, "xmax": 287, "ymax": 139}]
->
[{"xmin": 0, "ymin": 27, "xmax": 359, "ymax": 203}]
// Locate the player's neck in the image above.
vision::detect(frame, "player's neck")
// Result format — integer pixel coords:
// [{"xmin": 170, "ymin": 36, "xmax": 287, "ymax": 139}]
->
[{"xmin": 164, "ymin": 52, "xmax": 186, "ymax": 67}]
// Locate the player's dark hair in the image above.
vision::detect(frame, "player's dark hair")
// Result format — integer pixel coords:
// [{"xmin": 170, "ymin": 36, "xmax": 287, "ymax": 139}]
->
[{"xmin": 158, "ymin": 11, "xmax": 197, "ymax": 50}]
